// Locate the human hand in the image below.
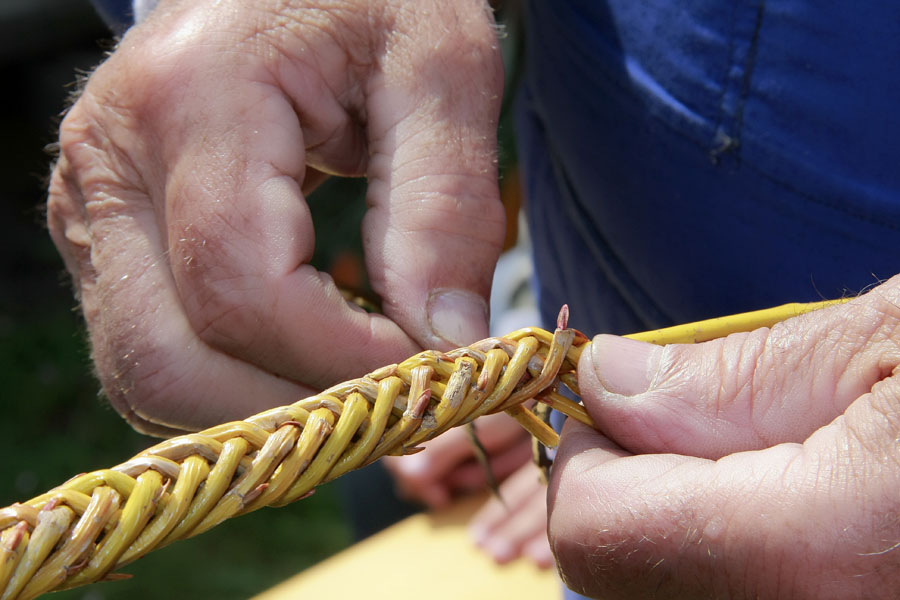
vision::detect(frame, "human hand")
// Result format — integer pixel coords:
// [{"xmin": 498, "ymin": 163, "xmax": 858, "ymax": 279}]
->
[
  {"xmin": 46, "ymin": 0, "xmax": 505, "ymax": 435},
  {"xmin": 549, "ymin": 277, "xmax": 900, "ymax": 599},
  {"xmin": 382, "ymin": 411, "xmax": 532, "ymax": 509},
  {"xmin": 469, "ymin": 460, "xmax": 554, "ymax": 568}
]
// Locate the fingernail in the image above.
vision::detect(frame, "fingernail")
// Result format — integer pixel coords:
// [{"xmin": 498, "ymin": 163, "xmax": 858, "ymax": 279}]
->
[
  {"xmin": 525, "ymin": 538, "xmax": 555, "ymax": 569},
  {"xmin": 427, "ymin": 288, "xmax": 488, "ymax": 347},
  {"xmin": 589, "ymin": 334, "xmax": 660, "ymax": 396},
  {"xmin": 486, "ymin": 538, "xmax": 515, "ymax": 563},
  {"xmin": 469, "ymin": 524, "xmax": 488, "ymax": 546}
]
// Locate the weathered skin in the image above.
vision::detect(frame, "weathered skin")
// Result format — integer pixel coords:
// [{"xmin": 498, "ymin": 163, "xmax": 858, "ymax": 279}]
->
[
  {"xmin": 550, "ymin": 278, "xmax": 900, "ymax": 599},
  {"xmin": 45, "ymin": 0, "xmax": 900, "ymax": 597},
  {"xmin": 47, "ymin": 0, "xmax": 506, "ymax": 436}
]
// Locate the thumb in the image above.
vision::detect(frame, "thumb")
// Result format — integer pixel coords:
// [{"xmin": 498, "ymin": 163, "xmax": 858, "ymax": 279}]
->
[
  {"xmin": 577, "ymin": 285, "xmax": 900, "ymax": 458},
  {"xmin": 362, "ymin": 0, "xmax": 506, "ymax": 349}
]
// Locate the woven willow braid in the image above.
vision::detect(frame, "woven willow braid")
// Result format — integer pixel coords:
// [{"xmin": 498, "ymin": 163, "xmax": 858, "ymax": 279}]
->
[
  {"xmin": 0, "ymin": 299, "xmax": 846, "ymax": 599},
  {"xmin": 0, "ymin": 322, "xmax": 591, "ymax": 600}
]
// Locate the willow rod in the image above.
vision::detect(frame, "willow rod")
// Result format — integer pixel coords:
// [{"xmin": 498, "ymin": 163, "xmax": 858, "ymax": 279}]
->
[{"xmin": 0, "ymin": 299, "xmax": 844, "ymax": 599}]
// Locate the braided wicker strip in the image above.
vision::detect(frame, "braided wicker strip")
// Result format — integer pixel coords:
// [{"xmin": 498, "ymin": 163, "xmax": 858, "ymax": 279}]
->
[
  {"xmin": 0, "ymin": 299, "xmax": 845, "ymax": 599},
  {"xmin": 0, "ymin": 322, "xmax": 591, "ymax": 600}
]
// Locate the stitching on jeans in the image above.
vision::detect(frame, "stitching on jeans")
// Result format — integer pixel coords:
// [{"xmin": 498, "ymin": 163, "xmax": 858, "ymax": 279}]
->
[
  {"xmin": 710, "ymin": 1, "xmax": 766, "ymax": 162},
  {"xmin": 733, "ymin": 2, "xmax": 766, "ymax": 150},
  {"xmin": 710, "ymin": 2, "xmax": 739, "ymax": 147}
]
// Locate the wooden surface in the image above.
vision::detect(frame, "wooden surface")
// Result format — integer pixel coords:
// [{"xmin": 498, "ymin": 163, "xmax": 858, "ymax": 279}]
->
[{"xmin": 253, "ymin": 493, "xmax": 562, "ymax": 600}]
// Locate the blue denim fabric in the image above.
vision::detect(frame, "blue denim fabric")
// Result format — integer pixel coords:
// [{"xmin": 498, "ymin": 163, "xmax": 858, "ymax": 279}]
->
[
  {"xmin": 523, "ymin": 2, "xmax": 900, "ymax": 597},
  {"xmin": 521, "ymin": 0, "xmax": 900, "ymax": 337}
]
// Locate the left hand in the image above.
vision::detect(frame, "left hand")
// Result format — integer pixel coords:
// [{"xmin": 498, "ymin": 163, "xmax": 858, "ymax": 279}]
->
[{"xmin": 548, "ymin": 276, "xmax": 900, "ymax": 599}]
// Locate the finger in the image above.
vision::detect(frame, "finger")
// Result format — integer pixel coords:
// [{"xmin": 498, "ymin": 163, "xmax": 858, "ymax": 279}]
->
[
  {"xmin": 522, "ymin": 535, "xmax": 555, "ymax": 569},
  {"xmin": 469, "ymin": 462, "xmax": 548, "ymax": 564},
  {"xmin": 548, "ymin": 418, "xmax": 742, "ymax": 599},
  {"xmin": 48, "ymin": 130, "xmax": 309, "ymax": 434},
  {"xmin": 470, "ymin": 463, "xmax": 544, "ymax": 536},
  {"xmin": 480, "ymin": 490, "xmax": 548, "ymax": 565},
  {"xmin": 146, "ymin": 33, "xmax": 421, "ymax": 388},
  {"xmin": 549, "ymin": 384, "xmax": 900, "ymax": 600},
  {"xmin": 387, "ymin": 465, "xmax": 452, "ymax": 510},
  {"xmin": 578, "ymin": 281, "xmax": 900, "ymax": 457},
  {"xmin": 362, "ymin": 0, "xmax": 506, "ymax": 350}
]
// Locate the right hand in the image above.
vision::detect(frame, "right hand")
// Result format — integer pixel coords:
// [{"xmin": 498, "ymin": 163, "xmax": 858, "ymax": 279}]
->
[
  {"xmin": 548, "ymin": 279, "xmax": 900, "ymax": 598},
  {"xmin": 46, "ymin": 0, "xmax": 505, "ymax": 435}
]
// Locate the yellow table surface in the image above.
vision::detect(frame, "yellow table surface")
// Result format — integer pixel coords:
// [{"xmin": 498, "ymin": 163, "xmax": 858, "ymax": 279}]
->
[{"xmin": 253, "ymin": 493, "xmax": 562, "ymax": 600}]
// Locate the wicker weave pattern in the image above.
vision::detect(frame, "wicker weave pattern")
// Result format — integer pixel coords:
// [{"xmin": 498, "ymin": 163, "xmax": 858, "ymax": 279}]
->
[
  {"xmin": 0, "ymin": 324, "xmax": 590, "ymax": 600},
  {"xmin": 0, "ymin": 298, "xmax": 846, "ymax": 599}
]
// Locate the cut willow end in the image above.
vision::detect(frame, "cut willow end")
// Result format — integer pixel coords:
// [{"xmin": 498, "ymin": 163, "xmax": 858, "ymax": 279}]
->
[
  {"xmin": 0, "ymin": 322, "xmax": 590, "ymax": 599},
  {"xmin": 557, "ymin": 304, "xmax": 569, "ymax": 331}
]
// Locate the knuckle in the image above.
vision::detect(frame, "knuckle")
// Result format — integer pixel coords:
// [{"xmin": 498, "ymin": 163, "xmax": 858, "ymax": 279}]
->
[
  {"xmin": 381, "ymin": 0, "xmax": 504, "ymax": 92},
  {"xmin": 56, "ymin": 74, "xmax": 154, "ymax": 215},
  {"xmin": 392, "ymin": 187, "xmax": 505, "ymax": 249},
  {"xmin": 92, "ymin": 338, "xmax": 173, "ymax": 428},
  {"xmin": 186, "ymin": 275, "xmax": 265, "ymax": 352},
  {"xmin": 92, "ymin": 318, "xmax": 204, "ymax": 433},
  {"xmin": 866, "ymin": 277, "xmax": 900, "ymax": 346},
  {"xmin": 550, "ymin": 456, "xmax": 706, "ymax": 597},
  {"xmin": 193, "ymin": 283, "xmax": 266, "ymax": 351},
  {"xmin": 169, "ymin": 222, "xmax": 270, "ymax": 354},
  {"xmin": 865, "ymin": 377, "xmax": 900, "ymax": 450},
  {"xmin": 46, "ymin": 160, "xmax": 89, "ymax": 251}
]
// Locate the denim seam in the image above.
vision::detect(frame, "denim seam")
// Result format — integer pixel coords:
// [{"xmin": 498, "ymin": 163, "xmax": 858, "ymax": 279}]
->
[{"xmin": 710, "ymin": 0, "xmax": 766, "ymax": 163}]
